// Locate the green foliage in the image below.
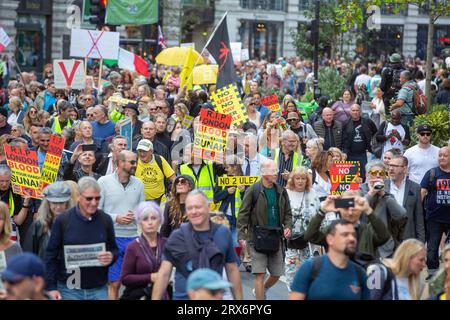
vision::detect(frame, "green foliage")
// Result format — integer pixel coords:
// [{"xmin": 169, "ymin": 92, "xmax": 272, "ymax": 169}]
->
[
  {"xmin": 317, "ymin": 67, "xmax": 348, "ymax": 101},
  {"xmin": 410, "ymin": 105, "xmax": 449, "ymax": 148}
]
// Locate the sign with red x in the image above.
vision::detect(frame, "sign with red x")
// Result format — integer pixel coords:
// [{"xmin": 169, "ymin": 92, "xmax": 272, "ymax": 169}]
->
[
  {"xmin": 53, "ymin": 59, "xmax": 86, "ymax": 89},
  {"xmin": 70, "ymin": 28, "xmax": 119, "ymax": 60}
]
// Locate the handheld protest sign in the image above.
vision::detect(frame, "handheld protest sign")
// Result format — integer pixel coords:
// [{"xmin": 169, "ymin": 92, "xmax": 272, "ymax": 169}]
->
[
  {"xmin": 120, "ymin": 119, "xmax": 133, "ymax": 151},
  {"xmin": 210, "ymin": 84, "xmax": 248, "ymax": 127},
  {"xmin": 4, "ymin": 145, "xmax": 42, "ymax": 199},
  {"xmin": 218, "ymin": 176, "xmax": 260, "ymax": 187},
  {"xmin": 70, "ymin": 29, "xmax": 119, "ymax": 60},
  {"xmin": 261, "ymin": 94, "xmax": 281, "ymax": 112},
  {"xmin": 40, "ymin": 135, "xmax": 65, "ymax": 192},
  {"xmin": 330, "ymin": 161, "xmax": 361, "ymax": 195},
  {"xmin": 54, "ymin": 59, "xmax": 86, "ymax": 90},
  {"xmin": 193, "ymin": 109, "xmax": 232, "ymax": 163}
]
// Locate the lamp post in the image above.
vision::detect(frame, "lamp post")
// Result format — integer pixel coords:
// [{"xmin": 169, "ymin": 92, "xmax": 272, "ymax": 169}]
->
[{"xmin": 313, "ymin": 0, "xmax": 320, "ymax": 100}]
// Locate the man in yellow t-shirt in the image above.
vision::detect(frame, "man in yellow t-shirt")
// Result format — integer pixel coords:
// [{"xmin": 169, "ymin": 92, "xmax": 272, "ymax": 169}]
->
[{"xmin": 135, "ymin": 139, "xmax": 175, "ymax": 204}]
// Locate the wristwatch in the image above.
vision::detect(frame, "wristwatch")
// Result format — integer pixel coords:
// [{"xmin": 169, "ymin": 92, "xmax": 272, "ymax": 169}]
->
[{"xmin": 317, "ymin": 207, "xmax": 326, "ymax": 217}]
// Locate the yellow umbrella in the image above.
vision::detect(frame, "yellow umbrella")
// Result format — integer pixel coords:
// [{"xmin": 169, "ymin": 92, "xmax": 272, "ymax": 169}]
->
[
  {"xmin": 193, "ymin": 64, "xmax": 218, "ymax": 85},
  {"xmin": 155, "ymin": 47, "xmax": 205, "ymax": 66}
]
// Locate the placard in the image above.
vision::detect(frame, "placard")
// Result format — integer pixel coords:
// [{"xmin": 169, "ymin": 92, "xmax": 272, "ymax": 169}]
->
[
  {"xmin": 108, "ymin": 96, "xmax": 136, "ymax": 105},
  {"xmin": 53, "ymin": 59, "xmax": 86, "ymax": 89},
  {"xmin": 210, "ymin": 83, "xmax": 248, "ymax": 127},
  {"xmin": 64, "ymin": 243, "xmax": 106, "ymax": 269},
  {"xmin": 120, "ymin": 119, "xmax": 133, "ymax": 151},
  {"xmin": 330, "ymin": 161, "xmax": 360, "ymax": 195},
  {"xmin": 193, "ymin": 109, "xmax": 232, "ymax": 163},
  {"xmin": 70, "ymin": 29, "xmax": 120, "ymax": 60},
  {"xmin": 230, "ymin": 42, "xmax": 242, "ymax": 62},
  {"xmin": 261, "ymin": 94, "xmax": 281, "ymax": 112},
  {"xmin": 218, "ymin": 176, "xmax": 260, "ymax": 187},
  {"xmin": 181, "ymin": 115, "xmax": 193, "ymax": 129},
  {"xmin": 4, "ymin": 145, "xmax": 42, "ymax": 199},
  {"xmin": 40, "ymin": 135, "xmax": 65, "ymax": 190}
]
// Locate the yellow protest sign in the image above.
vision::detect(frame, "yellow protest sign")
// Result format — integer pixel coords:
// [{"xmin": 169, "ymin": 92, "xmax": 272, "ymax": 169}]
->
[
  {"xmin": 193, "ymin": 64, "xmax": 218, "ymax": 85},
  {"xmin": 182, "ymin": 115, "xmax": 193, "ymax": 129},
  {"xmin": 210, "ymin": 83, "xmax": 248, "ymax": 127},
  {"xmin": 4, "ymin": 145, "xmax": 42, "ymax": 199},
  {"xmin": 108, "ymin": 96, "xmax": 136, "ymax": 105},
  {"xmin": 40, "ymin": 135, "xmax": 65, "ymax": 190},
  {"xmin": 218, "ymin": 176, "xmax": 260, "ymax": 187}
]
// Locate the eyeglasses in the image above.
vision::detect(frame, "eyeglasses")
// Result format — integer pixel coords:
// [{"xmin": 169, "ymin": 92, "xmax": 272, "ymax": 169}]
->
[
  {"xmin": 419, "ymin": 132, "xmax": 431, "ymax": 137},
  {"xmin": 87, "ymin": 113, "xmax": 94, "ymax": 117},
  {"xmin": 29, "ymin": 110, "xmax": 37, "ymax": 114},
  {"xmin": 149, "ymin": 108, "xmax": 157, "ymax": 112},
  {"xmin": 369, "ymin": 170, "xmax": 386, "ymax": 177},
  {"xmin": 11, "ymin": 128, "xmax": 18, "ymax": 132},
  {"xmin": 287, "ymin": 119, "xmax": 298, "ymax": 122},
  {"xmin": 388, "ymin": 164, "xmax": 404, "ymax": 168},
  {"xmin": 84, "ymin": 98, "xmax": 93, "ymax": 101},
  {"xmin": 81, "ymin": 195, "xmax": 101, "ymax": 202},
  {"xmin": 156, "ymin": 106, "xmax": 167, "ymax": 110},
  {"xmin": 176, "ymin": 178, "xmax": 188, "ymax": 185}
]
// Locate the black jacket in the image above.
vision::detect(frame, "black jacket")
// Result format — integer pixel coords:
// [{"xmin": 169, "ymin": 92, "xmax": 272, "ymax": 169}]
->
[{"xmin": 342, "ymin": 116, "xmax": 378, "ymax": 155}]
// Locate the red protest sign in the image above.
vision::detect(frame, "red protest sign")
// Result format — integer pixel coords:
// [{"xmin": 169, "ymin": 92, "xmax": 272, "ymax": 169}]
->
[
  {"xmin": 330, "ymin": 161, "xmax": 360, "ymax": 195},
  {"xmin": 261, "ymin": 94, "xmax": 281, "ymax": 112},
  {"xmin": 194, "ymin": 109, "xmax": 232, "ymax": 163}
]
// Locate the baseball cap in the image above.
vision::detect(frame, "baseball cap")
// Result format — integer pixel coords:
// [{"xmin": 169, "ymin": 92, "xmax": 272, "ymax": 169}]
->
[
  {"xmin": 186, "ymin": 268, "xmax": 232, "ymax": 292},
  {"xmin": 43, "ymin": 182, "xmax": 71, "ymax": 203},
  {"xmin": 136, "ymin": 139, "xmax": 153, "ymax": 152},
  {"xmin": 417, "ymin": 124, "xmax": 432, "ymax": 134},
  {"xmin": 286, "ymin": 112, "xmax": 300, "ymax": 121},
  {"xmin": 1, "ymin": 253, "xmax": 45, "ymax": 283}
]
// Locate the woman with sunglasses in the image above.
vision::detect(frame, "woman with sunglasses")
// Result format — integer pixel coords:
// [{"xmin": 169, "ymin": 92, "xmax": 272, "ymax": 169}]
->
[
  {"xmin": 258, "ymin": 111, "xmax": 286, "ymax": 157},
  {"xmin": 23, "ymin": 182, "xmax": 75, "ymax": 260},
  {"xmin": 245, "ymin": 97, "xmax": 261, "ymax": 129},
  {"xmin": 160, "ymin": 175, "xmax": 195, "ymax": 238},
  {"xmin": 23, "ymin": 106, "xmax": 40, "ymax": 132}
]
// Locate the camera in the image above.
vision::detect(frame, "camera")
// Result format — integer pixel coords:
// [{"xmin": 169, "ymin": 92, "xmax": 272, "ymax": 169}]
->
[{"xmin": 374, "ymin": 182, "xmax": 385, "ymax": 190}]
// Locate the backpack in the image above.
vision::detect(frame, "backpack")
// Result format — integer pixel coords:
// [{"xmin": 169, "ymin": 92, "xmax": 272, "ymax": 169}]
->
[
  {"xmin": 404, "ymin": 84, "xmax": 428, "ymax": 115},
  {"xmin": 388, "ymin": 68, "xmax": 403, "ymax": 92},
  {"xmin": 181, "ymin": 222, "xmax": 225, "ymax": 276},
  {"xmin": 366, "ymin": 263, "xmax": 399, "ymax": 300}
]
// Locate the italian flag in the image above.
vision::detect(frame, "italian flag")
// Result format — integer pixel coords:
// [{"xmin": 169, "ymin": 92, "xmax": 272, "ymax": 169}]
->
[{"xmin": 118, "ymin": 48, "xmax": 149, "ymax": 77}]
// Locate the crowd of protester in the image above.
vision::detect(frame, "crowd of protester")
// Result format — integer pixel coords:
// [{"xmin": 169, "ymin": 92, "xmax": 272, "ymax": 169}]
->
[{"xmin": 0, "ymin": 50, "xmax": 449, "ymax": 301}]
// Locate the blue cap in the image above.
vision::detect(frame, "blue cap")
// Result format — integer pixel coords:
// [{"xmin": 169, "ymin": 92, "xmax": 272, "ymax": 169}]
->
[
  {"xmin": 186, "ymin": 268, "xmax": 232, "ymax": 291},
  {"xmin": 1, "ymin": 253, "xmax": 45, "ymax": 283}
]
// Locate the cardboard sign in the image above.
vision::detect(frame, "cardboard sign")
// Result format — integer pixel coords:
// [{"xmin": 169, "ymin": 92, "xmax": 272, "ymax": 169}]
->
[
  {"xmin": 241, "ymin": 48, "xmax": 249, "ymax": 61},
  {"xmin": 40, "ymin": 135, "xmax": 65, "ymax": 191},
  {"xmin": 70, "ymin": 29, "xmax": 120, "ymax": 60},
  {"xmin": 261, "ymin": 94, "xmax": 281, "ymax": 112},
  {"xmin": 120, "ymin": 119, "xmax": 133, "ymax": 151},
  {"xmin": 330, "ymin": 161, "xmax": 360, "ymax": 195},
  {"xmin": 210, "ymin": 84, "xmax": 248, "ymax": 127},
  {"xmin": 193, "ymin": 65, "xmax": 218, "ymax": 85},
  {"xmin": 218, "ymin": 176, "xmax": 260, "ymax": 187},
  {"xmin": 4, "ymin": 145, "xmax": 42, "ymax": 199},
  {"xmin": 230, "ymin": 42, "xmax": 242, "ymax": 62},
  {"xmin": 193, "ymin": 109, "xmax": 232, "ymax": 163},
  {"xmin": 53, "ymin": 59, "xmax": 86, "ymax": 89}
]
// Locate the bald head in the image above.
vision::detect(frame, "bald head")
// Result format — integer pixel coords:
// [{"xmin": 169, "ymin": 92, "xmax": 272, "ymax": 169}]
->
[{"xmin": 260, "ymin": 159, "xmax": 278, "ymax": 185}]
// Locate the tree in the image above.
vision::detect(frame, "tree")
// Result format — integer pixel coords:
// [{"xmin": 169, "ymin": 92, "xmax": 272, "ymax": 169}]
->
[{"xmin": 335, "ymin": 0, "xmax": 450, "ymax": 110}]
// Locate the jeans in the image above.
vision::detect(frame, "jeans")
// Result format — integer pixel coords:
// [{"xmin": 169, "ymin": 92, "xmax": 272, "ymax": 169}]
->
[
  {"xmin": 426, "ymin": 220, "xmax": 450, "ymax": 272},
  {"xmin": 57, "ymin": 282, "xmax": 108, "ymax": 300}
]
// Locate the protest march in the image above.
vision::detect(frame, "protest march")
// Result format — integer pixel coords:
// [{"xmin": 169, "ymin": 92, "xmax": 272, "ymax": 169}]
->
[{"xmin": 0, "ymin": 0, "xmax": 450, "ymax": 306}]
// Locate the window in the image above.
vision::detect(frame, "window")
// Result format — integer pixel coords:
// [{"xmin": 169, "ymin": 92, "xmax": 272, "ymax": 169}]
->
[
  {"xmin": 299, "ymin": 0, "xmax": 313, "ymax": 11},
  {"xmin": 380, "ymin": 3, "xmax": 406, "ymax": 15},
  {"xmin": 240, "ymin": 0, "xmax": 285, "ymax": 11},
  {"xmin": 367, "ymin": 25, "xmax": 403, "ymax": 57},
  {"xmin": 417, "ymin": 24, "xmax": 450, "ymax": 59}
]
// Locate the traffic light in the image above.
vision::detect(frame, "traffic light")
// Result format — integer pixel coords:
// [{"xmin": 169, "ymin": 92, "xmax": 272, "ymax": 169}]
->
[
  {"xmin": 89, "ymin": 0, "xmax": 107, "ymax": 29},
  {"xmin": 305, "ymin": 19, "xmax": 317, "ymax": 45}
]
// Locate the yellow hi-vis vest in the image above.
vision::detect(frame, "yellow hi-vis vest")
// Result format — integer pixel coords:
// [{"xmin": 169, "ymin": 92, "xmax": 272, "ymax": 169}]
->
[
  {"xmin": 180, "ymin": 161, "xmax": 219, "ymax": 210},
  {"xmin": 219, "ymin": 174, "xmax": 242, "ymax": 218},
  {"xmin": 51, "ymin": 116, "xmax": 72, "ymax": 134},
  {"xmin": 274, "ymin": 149, "xmax": 304, "ymax": 170}
]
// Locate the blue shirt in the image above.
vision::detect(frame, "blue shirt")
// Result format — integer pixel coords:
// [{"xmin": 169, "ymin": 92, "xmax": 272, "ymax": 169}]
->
[
  {"xmin": 256, "ymin": 104, "xmax": 269, "ymax": 123},
  {"xmin": 91, "ymin": 120, "xmax": 116, "ymax": 140},
  {"xmin": 291, "ymin": 255, "xmax": 370, "ymax": 300}
]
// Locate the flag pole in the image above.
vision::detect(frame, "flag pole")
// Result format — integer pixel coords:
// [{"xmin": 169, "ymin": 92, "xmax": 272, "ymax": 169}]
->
[
  {"xmin": 184, "ymin": 12, "xmax": 228, "ymax": 88},
  {"xmin": 98, "ymin": 59, "xmax": 103, "ymax": 89}
]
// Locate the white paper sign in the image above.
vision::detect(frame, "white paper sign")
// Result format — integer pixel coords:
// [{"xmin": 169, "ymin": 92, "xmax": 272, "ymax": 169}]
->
[
  {"xmin": 241, "ymin": 49, "xmax": 249, "ymax": 61},
  {"xmin": 180, "ymin": 42, "xmax": 195, "ymax": 49},
  {"xmin": 267, "ymin": 64, "xmax": 283, "ymax": 78},
  {"xmin": 230, "ymin": 42, "xmax": 242, "ymax": 62},
  {"xmin": 64, "ymin": 243, "xmax": 106, "ymax": 269},
  {"xmin": 70, "ymin": 29, "xmax": 119, "ymax": 60},
  {"xmin": 0, "ymin": 27, "xmax": 11, "ymax": 52},
  {"xmin": 53, "ymin": 59, "xmax": 86, "ymax": 89}
]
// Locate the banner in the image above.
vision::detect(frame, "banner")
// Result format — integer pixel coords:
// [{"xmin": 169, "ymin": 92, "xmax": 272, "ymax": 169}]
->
[
  {"xmin": 330, "ymin": 161, "xmax": 360, "ymax": 195},
  {"xmin": 4, "ymin": 145, "xmax": 42, "ymax": 199},
  {"xmin": 193, "ymin": 109, "xmax": 232, "ymax": 163},
  {"xmin": 53, "ymin": 59, "xmax": 86, "ymax": 90},
  {"xmin": 0, "ymin": 27, "xmax": 11, "ymax": 53},
  {"xmin": 106, "ymin": 0, "xmax": 158, "ymax": 25},
  {"xmin": 120, "ymin": 119, "xmax": 133, "ymax": 151},
  {"xmin": 70, "ymin": 29, "xmax": 120, "ymax": 60},
  {"xmin": 40, "ymin": 135, "xmax": 65, "ymax": 190},
  {"xmin": 210, "ymin": 83, "xmax": 248, "ymax": 127},
  {"xmin": 261, "ymin": 94, "xmax": 281, "ymax": 112},
  {"xmin": 218, "ymin": 176, "xmax": 260, "ymax": 187}
]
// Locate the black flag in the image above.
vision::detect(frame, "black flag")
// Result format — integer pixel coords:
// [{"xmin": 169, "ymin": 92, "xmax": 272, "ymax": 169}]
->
[{"xmin": 206, "ymin": 15, "xmax": 236, "ymax": 88}]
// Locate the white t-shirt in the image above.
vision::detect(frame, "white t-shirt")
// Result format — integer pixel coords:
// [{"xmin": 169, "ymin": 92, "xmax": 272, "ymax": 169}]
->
[
  {"xmin": 354, "ymin": 74, "xmax": 371, "ymax": 89},
  {"xmin": 382, "ymin": 122, "xmax": 406, "ymax": 155},
  {"xmin": 404, "ymin": 144, "xmax": 440, "ymax": 185}
]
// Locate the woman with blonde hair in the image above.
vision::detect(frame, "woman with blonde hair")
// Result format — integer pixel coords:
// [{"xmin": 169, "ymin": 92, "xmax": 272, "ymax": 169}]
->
[
  {"xmin": 0, "ymin": 201, "xmax": 22, "ymax": 266},
  {"xmin": 284, "ymin": 166, "xmax": 321, "ymax": 291},
  {"xmin": 304, "ymin": 137, "xmax": 324, "ymax": 168},
  {"xmin": 7, "ymin": 96, "xmax": 25, "ymax": 126},
  {"xmin": 328, "ymin": 147, "xmax": 347, "ymax": 163},
  {"xmin": 258, "ymin": 111, "xmax": 286, "ymax": 157},
  {"xmin": 368, "ymin": 238, "xmax": 428, "ymax": 300},
  {"xmin": 22, "ymin": 105, "xmax": 40, "ymax": 132}
]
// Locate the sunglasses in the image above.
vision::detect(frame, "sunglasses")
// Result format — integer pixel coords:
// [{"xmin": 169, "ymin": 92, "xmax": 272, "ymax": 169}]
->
[
  {"xmin": 87, "ymin": 114, "xmax": 94, "ymax": 117},
  {"xmin": 419, "ymin": 132, "xmax": 431, "ymax": 137},
  {"xmin": 369, "ymin": 170, "xmax": 386, "ymax": 177},
  {"xmin": 157, "ymin": 106, "xmax": 167, "ymax": 110},
  {"xmin": 176, "ymin": 178, "xmax": 188, "ymax": 185},
  {"xmin": 81, "ymin": 195, "xmax": 101, "ymax": 202},
  {"xmin": 149, "ymin": 108, "xmax": 157, "ymax": 112},
  {"xmin": 287, "ymin": 119, "xmax": 298, "ymax": 122},
  {"xmin": 127, "ymin": 160, "xmax": 137, "ymax": 165},
  {"xmin": 84, "ymin": 98, "xmax": 93, "ymax": 101},
  {"xmin": 30, "ymin": 110, "xmax": 37, "ymax": 114}
]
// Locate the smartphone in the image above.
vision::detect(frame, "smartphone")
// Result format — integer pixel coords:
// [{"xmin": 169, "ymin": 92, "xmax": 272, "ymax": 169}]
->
[
  {"xmin": 334, "ymin": 198, "xmax": 355, "ymax": 209},
  {"xmin": 82, "ymin": 144, "xmax": 97, "ymax": 152}
]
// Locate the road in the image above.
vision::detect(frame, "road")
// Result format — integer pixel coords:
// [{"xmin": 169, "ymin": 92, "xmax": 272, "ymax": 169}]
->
[{"xmin": 238, "ymin": 265, "xmax": 290, "ymax": 300}]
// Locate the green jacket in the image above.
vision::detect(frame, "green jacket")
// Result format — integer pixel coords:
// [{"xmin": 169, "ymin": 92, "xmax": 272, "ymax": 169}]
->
[
  {"xmin": 304, "ymin": 211, "xmax": 391, "ymax": 257},
  {"xmin": 237, "ymin": 182, "xmax": 292, "ymax": 243}
]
